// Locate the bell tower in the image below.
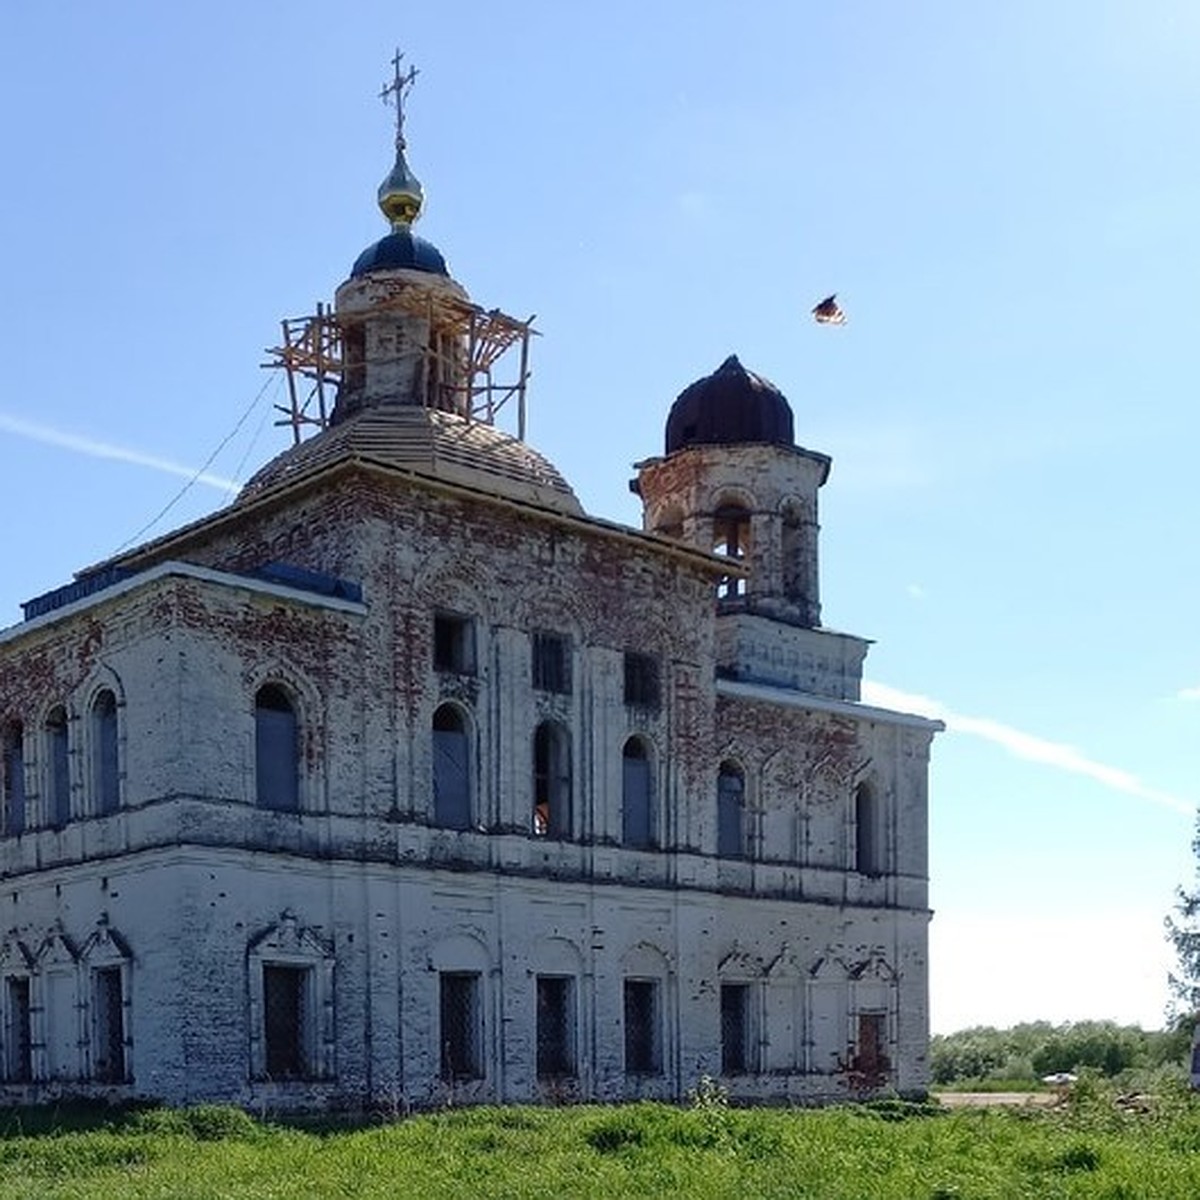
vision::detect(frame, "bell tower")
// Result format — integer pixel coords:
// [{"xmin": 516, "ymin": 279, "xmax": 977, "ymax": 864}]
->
[{"xmin": 633, "ymin": 355, "xmax": 867, "ymax": 700}]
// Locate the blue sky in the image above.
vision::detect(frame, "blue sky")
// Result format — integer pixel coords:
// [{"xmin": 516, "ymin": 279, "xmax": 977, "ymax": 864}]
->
[{"xmin": 2, "ymin": 2, "xmax": 1197, "ymax": 1033}]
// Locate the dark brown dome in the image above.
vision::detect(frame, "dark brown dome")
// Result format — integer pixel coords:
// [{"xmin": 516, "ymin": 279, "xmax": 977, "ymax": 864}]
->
[{"xmin": 665, "ymin": 355, "xmax": 794, "ymax": 456}]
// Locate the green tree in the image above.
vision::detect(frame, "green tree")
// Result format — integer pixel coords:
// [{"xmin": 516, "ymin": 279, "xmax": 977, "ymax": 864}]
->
[{"xmin": 1165, "ymin": 814, "xmax": 1200, "ymax": 1018}]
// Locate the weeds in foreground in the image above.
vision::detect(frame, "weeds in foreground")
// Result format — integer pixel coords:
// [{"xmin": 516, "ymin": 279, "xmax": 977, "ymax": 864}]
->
[{"xmin": 0, "ymin": 1083, "xmax": 1199, "ymax": 1198}]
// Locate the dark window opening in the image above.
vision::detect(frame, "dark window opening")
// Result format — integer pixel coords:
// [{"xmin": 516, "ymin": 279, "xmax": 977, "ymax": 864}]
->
[
  {"xmin": 623, "ymin": 652, "xmax": 661, "ymax": 709},
  {"xmin": 717, "ymin": 762, "xmax": 745, "ymax": 858},
  {"xmin": 2, "ymin": 724, "xmax": 25, "ymax": 837},
  {"xmin": 263, "ymin": 964, "xmax": 308, "ymax": 1079},
  {"xmin": 92, "ymin": 691, "xmax": 119, "ymax": 816},
  {"xmin": 533, "ymin": 721, "xmax": 571, "ymax": 838},
  {"xmin": 622, "ymin": 737, "xmax": 654, "ymax": 848},
  {"xmin": 532, "ymin": 631, "xmax": 571, "ymax": 694},
  {"xmin": 721, "ymin": 983, "xmax": 751, "ymax": 1075},
  {"xmin": 434, "ymin": 613, "xmax": 475, "ymax": 675},
  {"xmin": 46, "ymin": 707, "xmax": 70, "ymax": 829},
  {"xmin": 5, "ymin": 977, "xmax": 31, "ymax": 1083},
  {"xmin": 855, "ymin": 783, "xmax": 881, "ymax": 876},
  {"xmin": 427, "ymin": 331, "xmax": 465, "ymax": 414},
  {"xmin": 624, "ymin": 979, "xmax": 661, "ymax": 1075},
  {"xmin": 93, "ymin": 967, "xmax": 125, "ymax": 1083},
  {"xmin": 440, "ymin": 972, "xmax": 482, "ymax": 1080},
  {"xmin": 536, "ymin": 976, "xmax": 575, "ymax": 1079},
  {"xmin": 713, "ymin": 505, "xmax": 751, "ymax": 599},
  {"xmin": 256, "ymin": 685, "xmax": 299, "ymax": 811},
  {"xmin": 433, "ymin": 705, "xmax": 471, "ymax": 829}
]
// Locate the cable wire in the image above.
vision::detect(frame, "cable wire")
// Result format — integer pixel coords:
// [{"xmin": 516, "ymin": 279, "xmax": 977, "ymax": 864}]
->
[{"xmin": 112, "ymin": 372, "xmax": 280, "ymax": 555}]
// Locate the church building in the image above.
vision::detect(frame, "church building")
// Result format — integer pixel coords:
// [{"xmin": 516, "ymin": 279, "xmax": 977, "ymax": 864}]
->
[{"xmin": 0, "ymin": 62, "xmax": 939, "ymax": 1109}]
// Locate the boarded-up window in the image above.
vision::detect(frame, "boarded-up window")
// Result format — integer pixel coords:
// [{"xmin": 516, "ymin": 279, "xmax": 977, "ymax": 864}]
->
[
  {"xmin": 433, "ymin": 705, "xmax": 471, "ymax": 829},
  {"xmin": 92, "ymin": 691, "xmax": 119, "ymax": 816},
  {"xmin": 808, "ymin": 983, "xmax": 844, "ymax": 1074},
  {"xmin": 721, "ymin": 983, "xmax": 751, "ymax": 1075},
  {"xmin": 624, "ymin": 979, "xmax": 660, "ymax": 1075},
  {"xmin": 533, "ymin": 721, "xmax": 571, "ymax": 839},
  {"xmin": 256, "ymin": 685, "xmax": 299, "ymax": 811},
  {"xmin": 536, "ymin": 975, "xmax": 575, "ymax": 1079},
  {"xmin": 764, "ymin": 979, "xmax": 799, "ymax": 1072},
  {"xmin": 855, "ymin": 1011, "xmax": 888, "ymax": 1076},
  {"xmin": 434, "ymin": 612, "xmax": 475, "ymax": 675},
  {"xmin": 717, "ymin": 762, "xmax": 745, "ymax": 858},
  {"xmin": 46, "ymin": 707, "xmax": 71, "ymax": 828},
  {"xmin": 440, "ymin": 972, "xmax": 482, "ymax": 1080},
  {"xmin": 532, "ymin": 632, "xmax": 571, "ymax": 694},
  {"xmin": 5, "ymin": 977, "xmax": 31, "ymax": 1082},
  {"xmin": 263, "ymin": 964, "xmax": 308, "ymax": 1079},
  {"xmin": 92, "ymin": 967, "xmax": 125, "ymax": 1083},
  {"xmin": 623, "ymin": 652, "xmax": 661, "ymax": 709},
  {"xmin": 44, "ymin": 968, "xmax": 76, "ymax": 1080},
  {"xmin": 1, "ymin": 724, "xmax": 25, "ymax": 837},
  {"xmin": 622, "ymin": 738, "xmax": 653, "ymax": 848},
  {"xmin": 855, "ymin": 783, "xmax": 880, "ymax": 875}
]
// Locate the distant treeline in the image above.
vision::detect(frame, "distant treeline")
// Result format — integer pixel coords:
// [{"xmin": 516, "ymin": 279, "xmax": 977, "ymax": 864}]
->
[{"xmin": 931, "ymin": 1021, "xmax": 1193, "ymax": 1085}]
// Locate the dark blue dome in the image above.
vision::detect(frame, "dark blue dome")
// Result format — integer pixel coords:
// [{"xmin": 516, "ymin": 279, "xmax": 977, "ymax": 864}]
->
[
  {"xmin": 665, "ymin": 355, "xmax": 794, "ymax": 455},
  {"xmin": 351, "ymin": 229, "xmax": 449, "ymax": 278}
]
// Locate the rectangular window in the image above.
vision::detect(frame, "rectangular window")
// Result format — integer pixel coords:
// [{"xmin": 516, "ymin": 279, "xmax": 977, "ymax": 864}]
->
[
  {"xmin": 536, "ymin": 976, "xmax": 575, "ymax": 1079},
  {"xmin": 5, "ymin": 977, "xmax": 31, "ymax": 1083},
  {"xmin": 263, "ymin": 964, "xmax": 308, "ymax": 1079},
  {"xmin": 623, "ymin": 652, "xmax": 661, "ymax": 709},
  {"xmin": 434, "ymin": 613, "xmax": 475, "ymax": 675},
  {"xmin": 720, "ymin": 983, "xmax": 751, "ymax": 1075},
  {"xmin": 532, "ymin": 632, "xmax": 571, "ymax": 694},
  {"xmin": 440, "ymin": 972, "xmax": 483, "ymax": 1080},
  {"xmin": 623, "ymin": 979, "xmax": 661, "ymax": 1075},
  {"xmin": 92, "ymin": 967, "xmax": 125, "ymax": 1083}
]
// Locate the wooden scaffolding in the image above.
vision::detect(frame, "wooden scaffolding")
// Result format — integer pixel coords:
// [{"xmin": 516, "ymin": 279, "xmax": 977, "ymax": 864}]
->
[{"xmin": 264, "ymin": 294, "xmax": 537, "ymax": 445}]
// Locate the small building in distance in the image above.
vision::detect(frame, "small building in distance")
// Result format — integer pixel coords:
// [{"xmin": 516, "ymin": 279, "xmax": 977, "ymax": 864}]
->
[{"xmin": 0, "ymin": 62, "xmax": 940, "ymax": 1110}]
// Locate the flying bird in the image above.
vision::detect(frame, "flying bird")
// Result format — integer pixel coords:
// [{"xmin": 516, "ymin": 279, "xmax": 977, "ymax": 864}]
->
[{"xmin": 812, "ymin": 294, "xmax": 847, "ymax": 325}]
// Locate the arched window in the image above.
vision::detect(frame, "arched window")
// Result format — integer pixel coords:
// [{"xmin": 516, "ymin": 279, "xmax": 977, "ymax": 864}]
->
[
  {"xmin": 533, "ymin": 721, "xmax": 571, "ymax": 839},
  {"xmin": 855, "ymin": 782, "xmax": 881, "ymax": 876},
  {"xmin": 713, "ymin": 504, "xmax": 750, "ymax": 598},
  {"xmin": 92, "ymin": 690, "xmax": 119, "ymax": 816},
  {"xmin": 433, "ymin": 704, "xmax": 472, "ymax": 829},
  {"xmin": 717, "ymin": 761, "xmax": 745, "ymax": 857},
  {"xmin": 622, "ymin": 737, "xmax": 654, "ymax": 848},
  {"xmin": 45, "ymin": 707, "xmax": 71, "ymax": 828},
  {"xmin": 2, "ymin": 723, "xmax": 25, "ymax": 837},
  {"xmin": 255, "ymin": 685, "xmax": 299, "ymax": 812}
]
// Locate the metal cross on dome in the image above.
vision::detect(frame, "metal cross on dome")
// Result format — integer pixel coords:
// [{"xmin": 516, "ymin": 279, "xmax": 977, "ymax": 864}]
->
[{"xmin": 380, "ymin": 49, "xmax": 420, "ymax": 151}]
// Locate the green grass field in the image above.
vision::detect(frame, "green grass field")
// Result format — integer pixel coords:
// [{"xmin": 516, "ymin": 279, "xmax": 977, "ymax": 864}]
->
[{"xmin": 1, "ymin": 1086, "xmax": 1198, "ymax": 1199}]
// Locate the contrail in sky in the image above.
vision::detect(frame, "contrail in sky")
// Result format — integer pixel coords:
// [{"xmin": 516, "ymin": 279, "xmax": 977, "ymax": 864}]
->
[
  {"xmin": 863, "ymin": 680, "xmax": 1193, "ymax": 817},
  {"xmin": 0, "ymin": 413, "xmax": 240, "ymax": 494}
]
